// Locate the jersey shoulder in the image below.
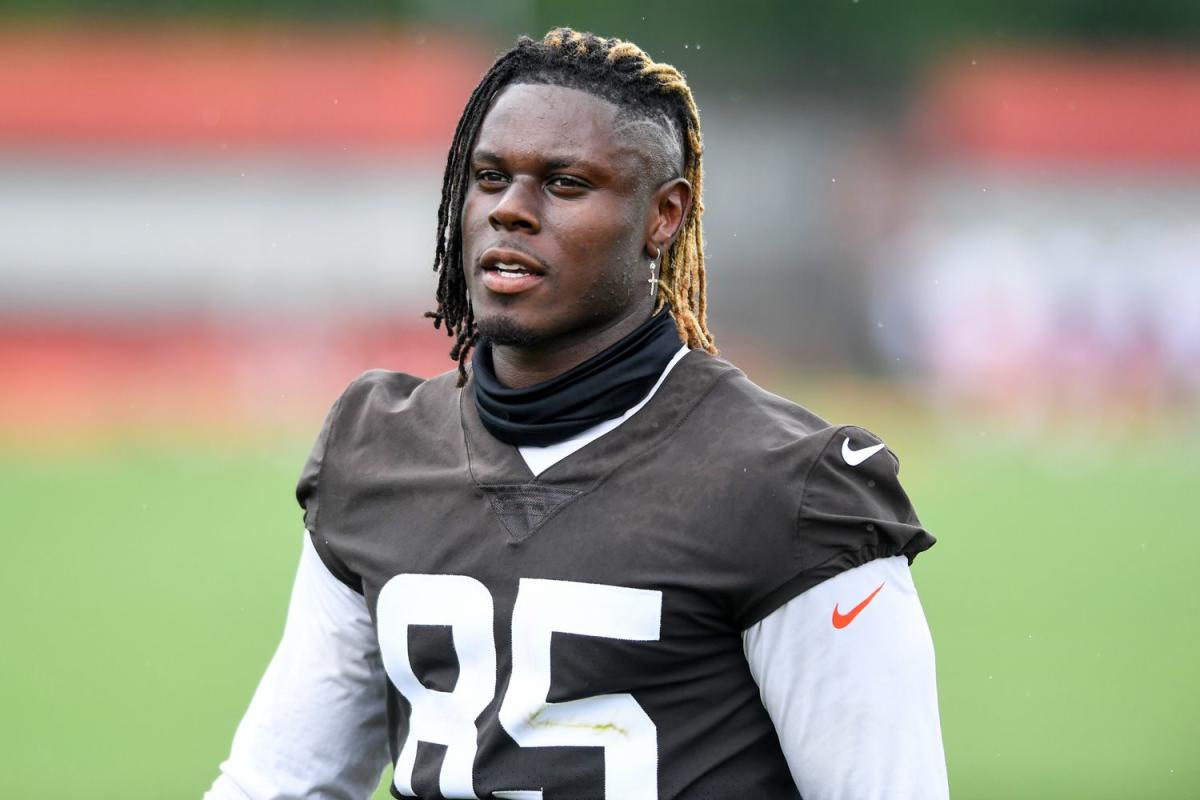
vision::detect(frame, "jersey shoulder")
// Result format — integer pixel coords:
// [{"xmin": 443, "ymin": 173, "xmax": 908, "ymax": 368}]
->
[
  {"xmin": 295, "ymin": 367, "xmax": 459, "ymax": 589},
  {"xmin": 687, "ymin": 353, "xmax": 877, "ymax": 473},
  {"xmin": 696, "ymin": 358, "xmax": 918, "ymax": 520},
  {"xmin": 687, "ymin": 355, "xmax": 935, "ymax": 625}
]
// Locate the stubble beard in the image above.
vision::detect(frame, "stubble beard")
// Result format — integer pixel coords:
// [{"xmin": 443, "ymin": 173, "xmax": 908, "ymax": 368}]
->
[{"xmin": 475, "ymin": 314, "xmax": 546, "ymax": 348}]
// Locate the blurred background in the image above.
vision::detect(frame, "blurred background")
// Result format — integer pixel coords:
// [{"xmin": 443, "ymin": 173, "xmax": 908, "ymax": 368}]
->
[{"xmin": 1, "ymin": 1, "xmax": 1197, "ymax": 797}]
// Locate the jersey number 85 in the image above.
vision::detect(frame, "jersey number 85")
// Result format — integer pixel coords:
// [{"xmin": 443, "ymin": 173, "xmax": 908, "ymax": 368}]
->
[{"xmin": 377, "ymin": 574, "xmax": 663, "ymax": 800}]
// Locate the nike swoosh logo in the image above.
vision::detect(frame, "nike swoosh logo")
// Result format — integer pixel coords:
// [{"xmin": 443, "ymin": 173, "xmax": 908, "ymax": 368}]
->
[
  {"xmin": 832, "ymin": 582, "xmax": 885, "ymax": 629},
  {"xmin": 841, "ymin": 437, "xmax": 886, "ymax": 467}
]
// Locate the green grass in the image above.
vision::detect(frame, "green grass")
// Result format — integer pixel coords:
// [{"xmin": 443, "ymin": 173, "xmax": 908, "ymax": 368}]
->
[
  {"xmin": 1, "ymin": 416, "xmax": 1197, "ymax": 798},
  {"xmin": 910, "ymin": 437, "xmax": 1200, "ymax": 798}
]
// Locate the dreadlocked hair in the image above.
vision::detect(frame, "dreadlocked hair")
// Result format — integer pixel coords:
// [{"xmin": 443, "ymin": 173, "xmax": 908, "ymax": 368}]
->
[{"xmin": 426, "ymin": 27, "xmax": 717, "ymax": 385}]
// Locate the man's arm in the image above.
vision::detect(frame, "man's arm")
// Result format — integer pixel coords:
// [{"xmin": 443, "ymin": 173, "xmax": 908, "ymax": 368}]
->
[
  {"xmin": 742, "ymin": 556, "xmax": 948, "ymax": 800},
  {"xmin": 205, "ymin": 534, "xmax": 391, "ymax": 800}
]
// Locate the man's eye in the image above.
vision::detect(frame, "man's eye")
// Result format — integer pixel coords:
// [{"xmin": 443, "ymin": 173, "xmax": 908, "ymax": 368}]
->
[
  {"xmin": 547, "ymin": 175, "xmax": 587, "ymax": 191},
  {"xmin": 475, "ymin": 171, "xmax": 508, "ymax": 186}
]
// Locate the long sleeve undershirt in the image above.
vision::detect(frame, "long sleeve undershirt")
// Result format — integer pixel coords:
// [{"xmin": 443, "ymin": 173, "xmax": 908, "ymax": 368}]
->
[{"xmin": 206, "ymin": 348, "xmax": 947, "ymax": 799}]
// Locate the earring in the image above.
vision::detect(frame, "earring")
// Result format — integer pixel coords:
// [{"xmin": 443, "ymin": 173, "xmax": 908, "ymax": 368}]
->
[{"xmin": 648, "ymin": 246, "xmax": 661, "ymax": 298}]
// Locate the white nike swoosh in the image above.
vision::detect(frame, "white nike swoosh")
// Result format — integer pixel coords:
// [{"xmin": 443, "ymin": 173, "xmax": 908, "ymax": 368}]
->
[{"xmin": 841, "ymin": 437, "xmax": 886, "ymax": 467}]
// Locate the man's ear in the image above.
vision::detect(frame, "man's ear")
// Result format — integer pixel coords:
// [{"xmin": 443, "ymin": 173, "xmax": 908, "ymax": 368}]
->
[{"xmin": 644, "ymin": 178, "xmax": 693, "ymax": 258}]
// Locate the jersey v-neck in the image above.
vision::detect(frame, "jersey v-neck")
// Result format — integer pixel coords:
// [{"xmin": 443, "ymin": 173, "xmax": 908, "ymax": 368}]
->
[
  {"xmin": 456, "ymin": 345, "xmax": 735, "ymax": 545},
  {"xmin": 458, "ymin": 346, "xmax": 738, "ymax": 494},
  {"xmin": 516, "ymin": 344, "xmax": 690, "ymax": 476}
]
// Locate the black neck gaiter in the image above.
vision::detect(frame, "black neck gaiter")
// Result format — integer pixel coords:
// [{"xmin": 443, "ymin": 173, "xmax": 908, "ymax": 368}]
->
[{"xmin": 472, "ymin": 308, "xmax": 682, "ymax": 447}]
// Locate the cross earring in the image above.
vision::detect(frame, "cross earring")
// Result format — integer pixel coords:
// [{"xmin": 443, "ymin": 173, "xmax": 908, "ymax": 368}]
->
[{"xmin": 648, "ymin": 258, "xmax": 658, "ymax": 297}]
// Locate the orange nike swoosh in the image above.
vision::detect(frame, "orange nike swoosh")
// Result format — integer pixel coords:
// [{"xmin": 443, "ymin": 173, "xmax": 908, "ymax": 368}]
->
[{"xmin": 831, "ymin": 581, "xmax": 885, "ymax": 629}]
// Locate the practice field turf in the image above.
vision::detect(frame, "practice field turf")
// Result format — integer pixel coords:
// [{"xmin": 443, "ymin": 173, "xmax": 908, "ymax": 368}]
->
[{"xmin": 2, "ymin": 404, "xmax": 1197, "ymax": 798}]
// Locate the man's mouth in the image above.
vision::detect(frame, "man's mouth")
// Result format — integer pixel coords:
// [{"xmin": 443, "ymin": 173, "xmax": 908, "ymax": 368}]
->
[
  {"xmin": 478, "ymin": 248, "xmax": 545, "ymax": 295},
  {"xmin": 490, "ymin": 262, "xmax": 534, "ymax": 279}
]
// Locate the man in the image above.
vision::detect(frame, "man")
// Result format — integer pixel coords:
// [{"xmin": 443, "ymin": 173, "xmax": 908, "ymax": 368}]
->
[{"xmin": 208, "ymin": 28, "xmax": 947, "ymax": 800}]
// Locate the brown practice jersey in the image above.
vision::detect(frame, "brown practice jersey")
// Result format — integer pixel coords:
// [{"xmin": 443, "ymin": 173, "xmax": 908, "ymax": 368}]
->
[{"xmin": 296, "ymin": 349, "xmax": 935, "ymax": 800}]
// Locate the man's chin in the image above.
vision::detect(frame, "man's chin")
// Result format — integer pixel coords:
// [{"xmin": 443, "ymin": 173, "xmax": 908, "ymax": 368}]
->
[{"xmin": 476, "ymin": 316, "xmax": 546, "ymax": 348}]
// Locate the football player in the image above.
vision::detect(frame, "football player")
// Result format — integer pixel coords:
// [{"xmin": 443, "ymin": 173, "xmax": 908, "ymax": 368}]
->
[{"xmin": 207, "ymin": 28, "xmax": 948, "ymax": 800}]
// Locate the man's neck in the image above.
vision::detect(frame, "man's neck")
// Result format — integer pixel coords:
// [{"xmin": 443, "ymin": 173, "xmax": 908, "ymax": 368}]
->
[{"xmin": 489, "ymin": 303, "xmax": 655, "ymax": 389}]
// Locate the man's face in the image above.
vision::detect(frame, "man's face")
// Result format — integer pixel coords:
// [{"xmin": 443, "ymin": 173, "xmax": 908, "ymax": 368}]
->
[{"xmin": 461, "ymin": 83, "xmax": 658, "ymax": 350}]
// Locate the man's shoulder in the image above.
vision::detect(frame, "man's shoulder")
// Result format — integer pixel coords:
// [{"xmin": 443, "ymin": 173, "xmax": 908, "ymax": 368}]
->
[
  {"xmin": 661, "ymin": 352, "xmax": 933, "ymax": 627},
  {"xmin": 324, "ymin": 367, "xmax": 460, "ymax": 442},
  {"xmin": 681, "ymin": 351, "xmax": 909, "ymax": 495},
  {"xmin": 297, "ymin": 365, "xmax": 464, "ymax": 539},
  {"xmin": 335, "ymin": 366, "xmax": 454, "ymax": 412},
  {"xmin": 683, "ymin": 351, "xmax": 839, "ymax": 452}
]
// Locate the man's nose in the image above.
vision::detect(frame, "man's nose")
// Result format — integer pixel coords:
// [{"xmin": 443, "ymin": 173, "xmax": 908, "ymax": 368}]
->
[{"xmin": 488, "ymin": 179, "xmax": 540, "ymax": 233}]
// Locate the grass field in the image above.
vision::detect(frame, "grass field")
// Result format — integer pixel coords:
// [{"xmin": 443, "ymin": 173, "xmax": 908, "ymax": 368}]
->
[{"xmin": 2, "ymin": 393, "xmax": 1197, "ymax": 799}]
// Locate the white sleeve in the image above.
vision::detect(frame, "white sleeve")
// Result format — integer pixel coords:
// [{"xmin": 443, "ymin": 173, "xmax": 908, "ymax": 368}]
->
[
  {"xmin": 742, "ymin": 556, "xmax": 948, "ymax": 800},
  {"xmin": 205, "ymin": 534, "xmax": 391, "ymax": 800}
]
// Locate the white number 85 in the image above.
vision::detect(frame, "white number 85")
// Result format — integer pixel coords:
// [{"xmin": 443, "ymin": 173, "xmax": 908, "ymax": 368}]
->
[{"xmin": 377, "ymin": 574, "xmax": 663, "ymax": 800}]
